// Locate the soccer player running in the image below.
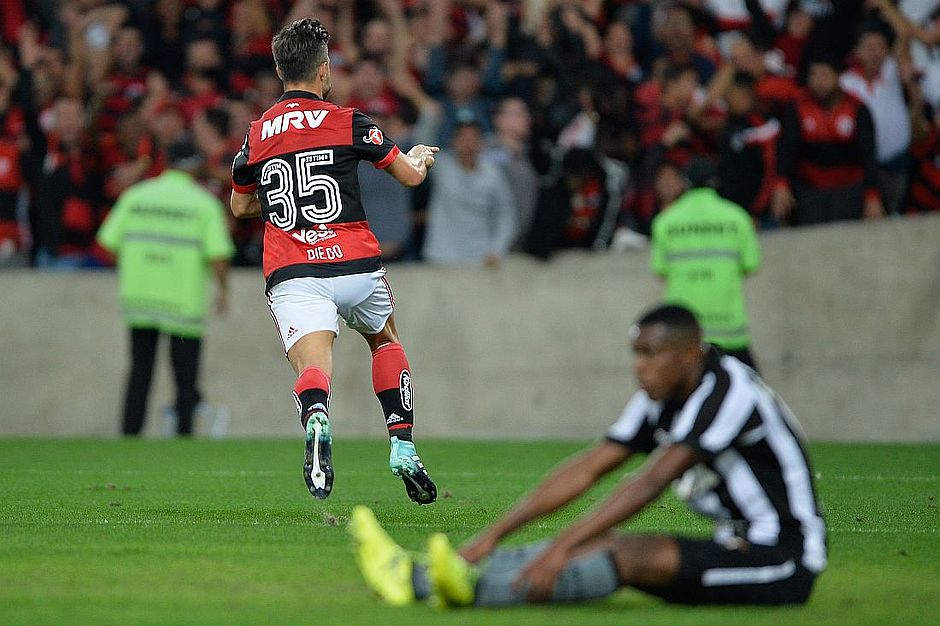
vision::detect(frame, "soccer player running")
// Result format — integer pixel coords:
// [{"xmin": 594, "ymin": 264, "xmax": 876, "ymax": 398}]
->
[
  {"xmin": 350, "ymin": 304, "xmax": 827, "ymax": 607},
  {"xmin": 230, "ymin": 18, "xmax": 439, "ymax": 504}
]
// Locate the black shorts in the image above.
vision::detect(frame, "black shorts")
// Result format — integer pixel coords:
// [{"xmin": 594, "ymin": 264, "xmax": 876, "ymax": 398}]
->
[{"xmin": 635, "ymin": 538, "xmax": 818, "ymax": 606}]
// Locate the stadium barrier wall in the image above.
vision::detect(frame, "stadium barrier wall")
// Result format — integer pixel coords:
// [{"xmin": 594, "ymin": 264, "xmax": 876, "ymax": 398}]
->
[{"xmin": 1, "ymin": 214, "xmax": 938, "ymax": 442}]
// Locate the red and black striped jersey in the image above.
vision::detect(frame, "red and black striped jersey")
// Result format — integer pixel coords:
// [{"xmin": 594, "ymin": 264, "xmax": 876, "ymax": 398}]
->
[
  {"xmin": 908, "ymin": 126, "xmax": 940, "ymax": 214},
  {"xmin": 777, "ymin": 94, "xmax": 879, "ymax": 200},
  {"xmin": 232, "ymin": 90, "xmax": 400, "ymax": 290}
]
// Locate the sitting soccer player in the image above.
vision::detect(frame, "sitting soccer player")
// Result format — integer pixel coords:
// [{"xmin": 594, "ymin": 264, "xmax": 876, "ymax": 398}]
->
[{"xmin": 350, "ymin": 304, "xmax": 827, "ymax": 607}]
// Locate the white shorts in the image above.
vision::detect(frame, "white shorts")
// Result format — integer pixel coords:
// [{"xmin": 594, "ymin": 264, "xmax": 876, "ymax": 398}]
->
[{"xmin": 266, "ymin": 269, "xmax": 395, "ymax": 352}]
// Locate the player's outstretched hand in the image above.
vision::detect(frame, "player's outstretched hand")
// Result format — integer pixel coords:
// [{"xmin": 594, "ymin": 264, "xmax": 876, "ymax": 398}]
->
[{"xmin": 408, "ymin": 144, "xmax": 440, "ymax": 169}]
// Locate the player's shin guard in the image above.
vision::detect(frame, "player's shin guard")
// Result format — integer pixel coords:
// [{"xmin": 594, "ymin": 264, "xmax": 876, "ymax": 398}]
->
[
  {"xmin": 293, "ymin": 365, "xmax": 331, "ymax": 425},
  {"xmin": 371, "ymin": 343, "xmax": 414, "ymax": 441}
]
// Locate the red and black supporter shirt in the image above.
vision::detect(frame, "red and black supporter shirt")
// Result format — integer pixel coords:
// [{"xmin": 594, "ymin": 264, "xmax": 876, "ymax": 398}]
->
[
  {"xmin": 776, "ymin": 93, "xmax": 880, "ymax": 202},
  {"xmin": 907, "ymin": 126, "xmax": 940, "ymax": 213},
  {"xmin": 231, "ymin": 90, "xmax": 400, "ymax": 291}
]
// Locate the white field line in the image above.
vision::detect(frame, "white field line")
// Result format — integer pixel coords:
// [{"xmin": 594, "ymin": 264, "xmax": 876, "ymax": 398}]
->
[
  {"xmin": 826, "ymin": 474, "xmax": 939, "ymax": 482},
  {"xmin": 2, "ymin": 520, "xmax": 937, "ymax": 533}
]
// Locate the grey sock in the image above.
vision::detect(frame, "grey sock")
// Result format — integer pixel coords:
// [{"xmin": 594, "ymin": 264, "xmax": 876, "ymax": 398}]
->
[
  {"xmin": 474, "ymin": 542, "xmax": 619, "ymax": 607},
  {"xmin": 412, "ymin": 563, "xmax": 430, "ymax": 600}
]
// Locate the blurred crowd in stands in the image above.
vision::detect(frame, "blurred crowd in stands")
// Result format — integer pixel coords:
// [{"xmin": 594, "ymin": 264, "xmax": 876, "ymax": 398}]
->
[{"xmin": 1, "ymin": 0, "xmax": 939, "ymax": 269}]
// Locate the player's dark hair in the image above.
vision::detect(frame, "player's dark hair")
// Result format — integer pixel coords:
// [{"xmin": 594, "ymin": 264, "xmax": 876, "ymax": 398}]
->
[
  {"xmin": 636, "ymin": 304, "xmax": 702, "ymax": 339},
  {"xmin": 272, "ymin": 18, "xmax": 331, "ymax": 84}
]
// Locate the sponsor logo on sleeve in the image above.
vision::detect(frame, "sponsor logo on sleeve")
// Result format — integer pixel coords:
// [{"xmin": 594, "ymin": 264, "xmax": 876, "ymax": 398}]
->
[{"xmin": 363, "ymin": 126, "xmax": 384, "ymax": 145}]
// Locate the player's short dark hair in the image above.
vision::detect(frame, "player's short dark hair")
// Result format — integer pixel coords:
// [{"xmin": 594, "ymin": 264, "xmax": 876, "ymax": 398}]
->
[
  {"xmin": 636, "ymin": 304, "xmax": 702, "ymax": 338},
  {"xmin": 272, "ymin": 18, "xmax": 331, "ymax": 83}
]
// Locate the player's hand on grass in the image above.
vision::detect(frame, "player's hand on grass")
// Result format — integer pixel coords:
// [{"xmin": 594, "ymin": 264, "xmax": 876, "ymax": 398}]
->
[
  {"xmin": 513, "ymin": 545, "xmax": 568, "ymax": 603},
  {"xmin": 458, "ymin": 533, "xmax": 499, "ymax": 565}
]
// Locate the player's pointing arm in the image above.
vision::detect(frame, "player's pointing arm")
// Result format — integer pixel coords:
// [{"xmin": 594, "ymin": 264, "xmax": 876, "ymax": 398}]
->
[{"xmin": 386, "ymin": 144, "xmax": 440, "ymax": 187}]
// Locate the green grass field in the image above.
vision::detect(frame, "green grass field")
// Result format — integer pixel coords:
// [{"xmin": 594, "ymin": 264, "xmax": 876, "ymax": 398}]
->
[{"xmin": 1, "ymin": 439, "xmax": 938, "ymax": 625}]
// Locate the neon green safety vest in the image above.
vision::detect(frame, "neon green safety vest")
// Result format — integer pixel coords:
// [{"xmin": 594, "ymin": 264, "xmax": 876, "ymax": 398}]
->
[
  {"xmin": 97, "ymin": 170, "xmax": 234, "ymax": 337},
  {"xmin": 650, "ymin": 188, "xmax": 761, "ymax": 349}
]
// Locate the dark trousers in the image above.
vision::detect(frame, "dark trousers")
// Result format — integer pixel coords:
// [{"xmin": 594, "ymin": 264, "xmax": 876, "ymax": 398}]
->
[
  {"xmin": 122, "ymin": 327, "xmax": 202, "ymax": 436},
  {"xmin": 792, "ymin": 183, "xmax": 863, "ymax": 226}
]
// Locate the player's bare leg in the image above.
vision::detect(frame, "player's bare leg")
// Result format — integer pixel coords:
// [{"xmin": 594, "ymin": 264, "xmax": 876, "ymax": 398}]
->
[
  {"xmin": 606, "ymin": 533, "xmax": 681, "ymax": 589},
  {"xmin": 288, "ymin": 330, "xmax": 336, "ymax": 499},
  {"xmin": 359, "ymin": 315, "xmax": 437, "ymax": 504}
]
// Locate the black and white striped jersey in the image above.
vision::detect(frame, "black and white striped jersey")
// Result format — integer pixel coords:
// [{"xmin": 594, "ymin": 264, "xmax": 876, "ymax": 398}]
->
[{"xmin": 608, "ymin": 347, "xmax": 827, "ymax": 573}]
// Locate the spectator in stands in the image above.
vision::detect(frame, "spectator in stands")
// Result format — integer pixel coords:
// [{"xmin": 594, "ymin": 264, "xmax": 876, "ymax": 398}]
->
[
  {"xmin": 0, "ymin": 44, "xmax": 27, "ymax": 263},
  {"xmin": 345, "ymin": 58, "xmax": 400, "ymax": 120},
  {"xmin": 229, "ymin": 0, "xmax": 278, "ymax": 78},
  {"xmin": 718, "ymin": 71, "xmax": 780, "ymax": 226},
  {"xmin": 191, "ymin": 106, "xmax": 231, "ymax": 198},
  {"xmin": 526, "ymin": 148, "xmax": 619, "ymax": 259},
  {"xmin": 717, "ymin": 33, "xmax": 801, "ymax": 118},
  {"xmin": 484, "ymin": 97, "xmax": 539, "ymax": 249},
  {"xmin": 772, "ymin": 57, "xmax": 884, "ymax": 226},
  {"xmin": 179, "ymin": 38, "xmax": 226, "ymax": 120},
  {"xmin": 903, "ymin": 69, "xmax": 940, "ymax": 214},
  {"xmin": 140, "ymin": 0, "xmax": 186, "ymax": 84},
  {"xmin": 180, "ymin": 0, "xmax": 229, "ymax": 51},
  {"xmin": 24, "ymin": 96, "xmax": 103, "ymax": 267},
  {"xmin": 650, "ymin": 156, "xmax": 762, "ymax": 369},
  {"xmin": 653, "ymin": 4, "xmax": 717, "ymax": 83},
  {"xmin": 250, "ymin": 70, "xmax": 283, "ymax": 109},
  {"xmin": 737, "ymin": 0, "xmax": 814, "ymax": 73},
  {"xmin": 97, "ymin": 26, "xmax": 148, "ymax": 132},
  {"xmin": 423, "ymin": 118, "xmax": 516, "ymax": 267},
  {"xmin": 840, "ymin": 20, "xmax": 913, "ymax": 215},
  {"xmin": 556, "ymin": 79, "xmax": 600, "ymax": 151},
  {"xmin": 598, "ymin": 20, "xmax": 644, "ymax": 86},
  {"xmin": 150, "ymin": 101, "xmax": 187, "ymax": 151},
  {"xmin": 862, "ymin": 0, "xmax": 940, "ymax": 113},
  {"xmin": 629, "ymin": 64, "xmax": 713, "ymax": 234},
  {"xmin": 55, "ymin": 1, "xmax": 130, "ymax": 98},
  {"xmin": 423, "ymin": 0, "xmax": 508, "ymax": 146},
  {"xmin": 654, "ymin": 160, "xmax": 688, "ymax": 211},
  {"xmin": 100, "ymin": 111, "xmax": 160, "ymax": 208}
]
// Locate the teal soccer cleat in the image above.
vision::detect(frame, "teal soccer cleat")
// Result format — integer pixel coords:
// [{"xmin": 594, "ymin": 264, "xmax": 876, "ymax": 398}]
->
[
  {"xmin": 303, "ymin": 410, "xmax": 333, "ymax": 499},
  {"xmin": 389, "ymin": 436, "xmax": 437, "ymax": 504}
]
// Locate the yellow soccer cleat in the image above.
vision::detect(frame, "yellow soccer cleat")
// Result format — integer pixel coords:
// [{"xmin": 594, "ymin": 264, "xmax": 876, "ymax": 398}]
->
[
  {"xmin": 427, "ymin": 533, "xmax": 476, "ymax": 607},
  {"xmin": 348, "ymin": 505, "xmax": 415, "ymax": 607}
]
